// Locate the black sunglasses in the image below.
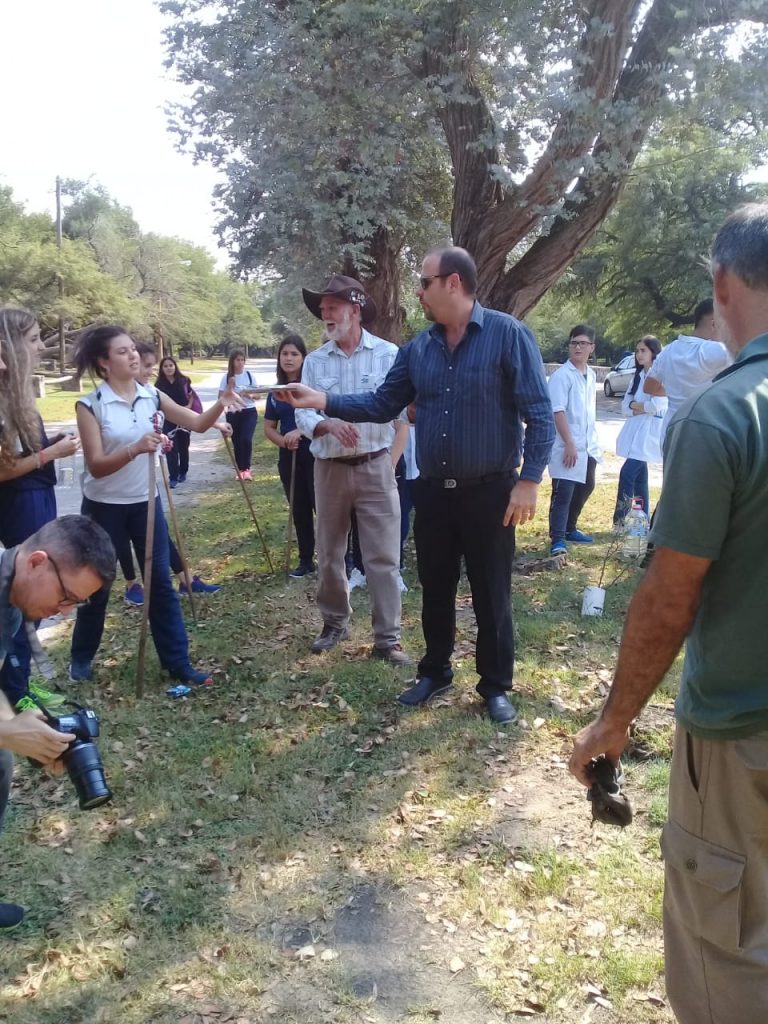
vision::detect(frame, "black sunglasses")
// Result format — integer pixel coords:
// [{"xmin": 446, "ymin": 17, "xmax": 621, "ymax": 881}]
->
[
  {"xmin": 47, "ymin": 553, "xmax": 89, "ymax": 610},
  {"xmin": 418, "ymin": 273, "xmax": 451, "ymax": 290}
]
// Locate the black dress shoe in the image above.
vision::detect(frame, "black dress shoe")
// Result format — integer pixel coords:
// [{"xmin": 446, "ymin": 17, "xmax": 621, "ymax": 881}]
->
[
  {"xmin": 397, "ymin": 676, "xmax": 453, "ymax": 707},
  {"xmin": 485, "ymin": 694, "xmax": 517, "ymax": 725}
]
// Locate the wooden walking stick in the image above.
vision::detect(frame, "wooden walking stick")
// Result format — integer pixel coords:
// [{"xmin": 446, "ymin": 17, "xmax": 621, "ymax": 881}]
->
[
  {"xmin": 223, "ymin": 435, "xmax": 276, "ymax": 573},
  {"xmin": 159, "ymin": 454, "xmax": 198, "ymax": 627},
  {"xmin": 136, "ymin": 414, "xmax": 162, "ymax": 697},
  {"xmin": 285, "ymin": 447, "xmax": 297, "ymax": 575}
]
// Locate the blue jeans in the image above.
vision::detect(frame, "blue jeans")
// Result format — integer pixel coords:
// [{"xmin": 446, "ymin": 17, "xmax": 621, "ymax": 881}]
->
[
  {"xmin": 0, "ymin": 749, "xmax": 12, "ymax": 836},
  {"xmin": 549, "ymin": 456, "xmax": 597, "ymax": 543},
  {"xmin": 613, "ymin": 458, "xmax": 649, "ymax": 524},
  {"xmin": 225, "ymin": 408, "xmax": 258, "ymax": 471},
  {"xmin": 72, "ymin": 496, "xmax": 191, "ymax": 673},
  {"xmin": 0, "ymin": 485, "xmax": 57, "ymax": 704}
]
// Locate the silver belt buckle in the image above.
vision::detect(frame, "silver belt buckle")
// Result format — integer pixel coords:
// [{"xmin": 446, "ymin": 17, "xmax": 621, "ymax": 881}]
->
[{"xmin": 444, "ymin": 478, "xmax": 457, "ymax": 489}]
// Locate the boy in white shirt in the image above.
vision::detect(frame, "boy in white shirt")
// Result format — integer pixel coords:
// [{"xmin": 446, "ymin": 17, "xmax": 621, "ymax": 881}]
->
[
  {"xmin": 643, "ymin": 298, "xmax": 730, "ymax": 447},
  {"xmin": 548, "ymin": 325, "xmax": 602, "ymax": 556}
]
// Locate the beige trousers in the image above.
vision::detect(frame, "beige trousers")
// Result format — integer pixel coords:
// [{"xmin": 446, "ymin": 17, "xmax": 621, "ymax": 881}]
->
[
  {"xmin": 314, "ymin": 455, "xmax": 401, "ymax": 648},
  {"xmin": 662, "ymin": 724, "xmax": 768, "ymax": 1023}
]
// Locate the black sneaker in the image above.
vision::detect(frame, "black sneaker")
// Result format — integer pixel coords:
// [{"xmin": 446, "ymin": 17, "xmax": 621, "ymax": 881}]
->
[
  {"xmin": 289, "ymin": 562, "xmax": 316, "ymax": 579},
  {"xmin": 0, "ymin": 902, "xmax": 24, "ymax": 931}
]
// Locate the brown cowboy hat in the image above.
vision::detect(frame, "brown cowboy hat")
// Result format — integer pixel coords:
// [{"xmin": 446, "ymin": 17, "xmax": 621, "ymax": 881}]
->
[{"xmin": 302, "ymin": 274, "xmax": 377, "ymax": 326}]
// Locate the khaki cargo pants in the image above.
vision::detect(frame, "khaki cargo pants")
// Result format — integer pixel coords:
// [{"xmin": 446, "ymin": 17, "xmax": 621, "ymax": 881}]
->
[{"xmin": 662, "ymin": 725, "xmax": 768, "ymax": 1023}]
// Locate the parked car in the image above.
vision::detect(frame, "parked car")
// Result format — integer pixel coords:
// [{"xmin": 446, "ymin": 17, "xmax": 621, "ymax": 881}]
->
[{"xmin": 603, "ymin": 355, "xmax": 636, "ymax": 397}]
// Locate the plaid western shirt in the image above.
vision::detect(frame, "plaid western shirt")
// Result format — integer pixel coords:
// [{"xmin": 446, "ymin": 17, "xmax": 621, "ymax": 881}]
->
[{"xmin": 295, "ymin": 330, "xmax": 400, "ymax": 458}]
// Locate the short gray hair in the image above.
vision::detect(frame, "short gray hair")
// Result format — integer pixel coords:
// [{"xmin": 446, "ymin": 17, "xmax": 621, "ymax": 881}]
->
[
  {"xmin": 711, "ymin": 204, "xmax": 768, "ymax": 290},
  {"xmin": 19, "ymin": 515, "xmax": 116, "ymax": 587}
]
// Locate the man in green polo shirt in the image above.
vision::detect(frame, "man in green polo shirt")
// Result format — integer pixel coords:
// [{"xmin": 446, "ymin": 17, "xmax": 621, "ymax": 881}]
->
[{"xmin": 569, "ymin": 203, "xmax": 768, "ymax": 1024}]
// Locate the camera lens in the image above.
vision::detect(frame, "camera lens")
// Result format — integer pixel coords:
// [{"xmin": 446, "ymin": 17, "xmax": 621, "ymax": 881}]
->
[{"xmin": 64, "ymin": 740, "xmax": 112, "ymax": 810}]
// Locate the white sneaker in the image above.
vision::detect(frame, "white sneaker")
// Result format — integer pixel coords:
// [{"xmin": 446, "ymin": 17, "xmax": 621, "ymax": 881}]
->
[
  {"xmin": 396, "ymin": 572, "xmax": 408, "ymax": 593},
  {"xmin": 348, "ymin": 568, "xmax": 367, "ymax": 590}
]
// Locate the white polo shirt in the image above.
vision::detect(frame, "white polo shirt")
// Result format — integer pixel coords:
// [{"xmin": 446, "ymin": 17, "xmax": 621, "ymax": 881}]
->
[{"xmin": 78, "ymin": 382, "xmax": 161, "ymax": 504}]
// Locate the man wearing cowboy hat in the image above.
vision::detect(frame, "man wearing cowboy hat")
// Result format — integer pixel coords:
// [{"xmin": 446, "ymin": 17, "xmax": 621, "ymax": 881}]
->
[
  {"xmin": 285, "ymin": 247, "xmax": 555, "ymax": 725},
  {"xmin": 295, "ymin": 274, "xmax": 410, "ymax": 664}
]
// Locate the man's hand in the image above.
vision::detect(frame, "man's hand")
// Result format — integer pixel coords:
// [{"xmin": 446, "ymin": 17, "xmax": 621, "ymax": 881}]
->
[
  {"xmin": 563, "ymin": 440, "xmax": 578, "ymax": 468},
  {"xmin": 0, "ymin": 710, "xmax": 74, "ymax": 767},
  {"xmin": 503, "ymin": 480, "xmax": 539, "ymax": 527},
  {"xmin": 280, "ymin": 383, "xmax": 328, "ymax": 411},
  {"xmin": 569, "ymin": 715, "xmax": 631, "ymax": 787},
  {"xmin": 323, "ymin": 419, "xmax": 361, "ymax": 448}
]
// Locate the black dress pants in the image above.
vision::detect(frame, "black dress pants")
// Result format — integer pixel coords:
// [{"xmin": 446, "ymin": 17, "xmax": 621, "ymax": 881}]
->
[
  {"xmin": 413, "ymin": 475, "xmax": 516, "ymax": 698},
  {"xmin": 277, "ymin": 443, "xmax": 316, "ymax": 566}
]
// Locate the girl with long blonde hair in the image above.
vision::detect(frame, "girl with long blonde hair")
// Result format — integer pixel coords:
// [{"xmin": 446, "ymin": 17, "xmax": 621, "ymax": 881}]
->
[{"xmin": 0, "ymin": 308, "xmax": 80, "ymax": 708}]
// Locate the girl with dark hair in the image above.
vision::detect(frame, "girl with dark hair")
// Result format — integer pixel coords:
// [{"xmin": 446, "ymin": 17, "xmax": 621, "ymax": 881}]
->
[
  {"xmin": 219, "ymin": 350, "xmax": 257, "ymax": 479},
  {"xmin": 264, "ymin": 335, "xmax": 316, "ymax": 576},
  {"xmin": 0, "ymin": 307, "xmax": 79, "ymax": 710},
  {"xmin": 116, "ymin": 344, "xmax": 226, "ymax": 606},
  {"xmin": 69, "ymin": 325, "xmax": 241, "ymax": 685},
  {"xmin": 613, "ymin": 335, "xmax": 667, "ymax": 525},
  {"xmin": 155, "ymin": 356, "xmax": 192, "ymax": 487}
]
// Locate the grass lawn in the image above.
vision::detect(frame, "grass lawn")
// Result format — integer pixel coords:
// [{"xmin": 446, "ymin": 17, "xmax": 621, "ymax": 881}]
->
[{"xmin": 0, "ymin": 440, "xmax": 677, "ymax": 1024}]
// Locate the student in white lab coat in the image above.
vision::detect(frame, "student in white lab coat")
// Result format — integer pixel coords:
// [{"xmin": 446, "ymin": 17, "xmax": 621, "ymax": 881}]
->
[{"xmin": 547, "ymin": 325, "xmax": 602, "ymax": 556}]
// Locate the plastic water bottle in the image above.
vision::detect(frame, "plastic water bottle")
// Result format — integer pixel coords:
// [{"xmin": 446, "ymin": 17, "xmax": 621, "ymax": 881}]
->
[
  {"xmin": 57, "ymin": 454, "xmax": 77, "ymax": 489},
  {"xmin": 622, "ymin": 498, "xmax": 649, "ymax": 559}
]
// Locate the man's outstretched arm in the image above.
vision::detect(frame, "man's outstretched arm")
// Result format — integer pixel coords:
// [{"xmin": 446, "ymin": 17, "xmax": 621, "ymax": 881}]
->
[{"xmin": 569, "ymin": 546, "xmax": 710, "ymax": 786}]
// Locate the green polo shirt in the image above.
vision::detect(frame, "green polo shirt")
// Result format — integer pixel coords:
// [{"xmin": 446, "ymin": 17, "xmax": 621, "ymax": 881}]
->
[{"xmin": 650, "ymin": 332, "xmax": 768, "ymax": 739}]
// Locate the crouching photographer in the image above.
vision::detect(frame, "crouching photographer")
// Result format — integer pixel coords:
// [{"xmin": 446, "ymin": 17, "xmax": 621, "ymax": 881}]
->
[{"xmin": 0, "ymin": 515, "xmax": 115, "ymax": 930}]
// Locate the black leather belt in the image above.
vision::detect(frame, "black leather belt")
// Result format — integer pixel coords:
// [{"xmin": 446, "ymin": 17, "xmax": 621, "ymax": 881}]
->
[
  {"xmin": 326, "ymin": 448, "xmax": 387, "ymax": 467},
  {"xmin": 420, "ymin": 470, "xmax": 516, "ymax": 490}
]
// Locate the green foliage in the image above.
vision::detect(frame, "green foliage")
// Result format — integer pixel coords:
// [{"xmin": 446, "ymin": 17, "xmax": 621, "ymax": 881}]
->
[
  {"xmin": 559, "ymin": 122, "xmax": 768, "ymax": 341},
  {"xmin": 162, "ymin": 0, "xmax": 768, "ymax": 323},
  {"xmin": 0, "ymin": 183, "xmax": 272, "ymax": 361}
]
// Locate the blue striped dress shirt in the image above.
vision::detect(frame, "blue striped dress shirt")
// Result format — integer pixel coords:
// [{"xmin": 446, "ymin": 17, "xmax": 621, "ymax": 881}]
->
[{"xmin": 325, "ymin": 302, "xmax": 555, "ymax": 482}]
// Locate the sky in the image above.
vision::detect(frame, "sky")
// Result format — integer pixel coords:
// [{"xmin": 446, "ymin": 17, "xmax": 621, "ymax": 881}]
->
[{"xmin": 1, "ymin": 0, "xmax": 225, "ymax": 263}]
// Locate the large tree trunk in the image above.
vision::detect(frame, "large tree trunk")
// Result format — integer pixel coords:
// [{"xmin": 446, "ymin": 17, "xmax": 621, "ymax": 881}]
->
[
  {"xmin": 343, "ymin": 227, "xmax": 405, "ymax": 343},
  {"xmin": 423, "ymin": 0, "xmax": 768, "ymax": 319}
]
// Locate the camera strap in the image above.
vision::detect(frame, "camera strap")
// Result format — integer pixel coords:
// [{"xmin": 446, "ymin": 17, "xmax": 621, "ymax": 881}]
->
[{"xmin": 25, "ymin": 619, "xmax": 57, "ymax": 681}]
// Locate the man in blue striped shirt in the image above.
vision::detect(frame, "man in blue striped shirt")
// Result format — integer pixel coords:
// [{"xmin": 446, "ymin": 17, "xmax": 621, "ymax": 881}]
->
[{"xmin": 283, "ymin": 247, "xmax": 555, "ymax": 724}]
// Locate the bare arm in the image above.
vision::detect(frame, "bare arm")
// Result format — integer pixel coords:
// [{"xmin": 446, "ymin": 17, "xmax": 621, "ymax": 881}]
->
[
  {"xmin": 77, "ymin": 404, "xmax": 163, "ymax": 479},
  {"xmin": 158, "ymin": 383, "xmax": 241, "ymax": 433},
  {"xmin": 0, "ymin": 434, "xmax": 80, "ymax": 482},
  {"xmin": 569, "ymin": 546, "xmax": 711, "ymax": 785},
  {"xmin": 263, "ymin": 417, "xmax": 284, "ymax": 449},
  {"xmin": 642, "ymin": 376, "xmax": 666, "ymax": 398},
  {"xmin": 390, "ymin": 421, "xmax": 410, "ymax": 467}
]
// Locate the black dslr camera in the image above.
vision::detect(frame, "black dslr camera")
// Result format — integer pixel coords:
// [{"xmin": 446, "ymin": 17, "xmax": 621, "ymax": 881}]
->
[{"xmin": 46, "ymin": 704, "xmax": 112, "ymax": 810}]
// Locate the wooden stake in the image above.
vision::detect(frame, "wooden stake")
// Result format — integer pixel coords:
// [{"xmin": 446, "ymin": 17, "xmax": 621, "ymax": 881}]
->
[
  {"xmin": 285, "ymin": 447, "xmax": 297, "ymax": 575},
  {"xmin": 135, "ymin": 453, "xmax": 157, "ymax": 698},
  {"xmin": 160, "ymin": 455, "xmax": 198, "ymax": 627},
  {"xmin": 223, "ymin": 435, "xmax": 275, "ymax": 573}
]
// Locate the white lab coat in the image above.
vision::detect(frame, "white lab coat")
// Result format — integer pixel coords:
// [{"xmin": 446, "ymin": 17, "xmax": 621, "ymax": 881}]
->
[
  {"xmin": 615, "ymin": 370, "xmax": 667, "ymax": 464},
  {"xmin": 547, "ymin": 361, "xmax": 602, "ymax": 483}
]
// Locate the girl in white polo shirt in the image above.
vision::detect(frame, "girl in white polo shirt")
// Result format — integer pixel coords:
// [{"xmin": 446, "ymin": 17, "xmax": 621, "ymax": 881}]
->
[{"xmin": 69, "ymin": 325, "xmax": 241, "ymax": 686}]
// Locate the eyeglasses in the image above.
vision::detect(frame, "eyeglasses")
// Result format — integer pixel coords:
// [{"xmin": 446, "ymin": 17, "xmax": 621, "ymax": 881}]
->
[
  {"xmin": 569, "ymin": 340, "xmax": 594, "ymax": 348},
  {"xmin": 47, "ymin": 553, "xmax": 89, "ymax": 610},
  {"xmin": 418, "ymin": 273, "xmax": 450, "ymax": 290}
]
